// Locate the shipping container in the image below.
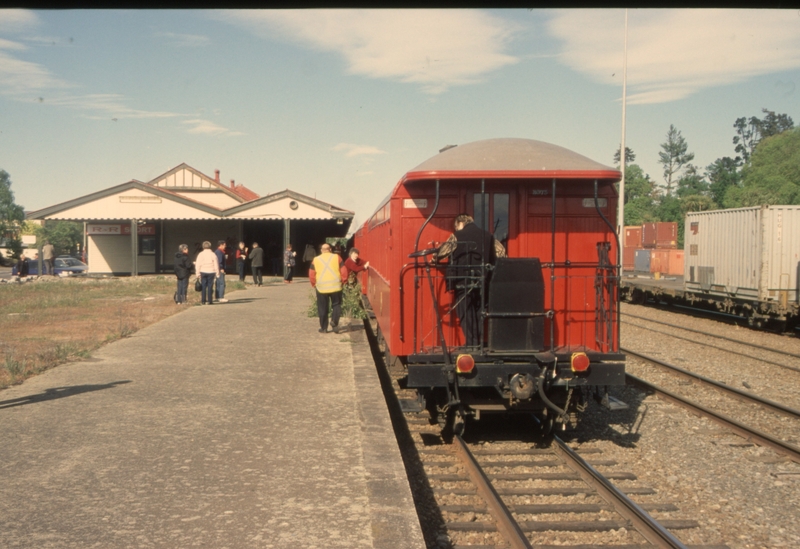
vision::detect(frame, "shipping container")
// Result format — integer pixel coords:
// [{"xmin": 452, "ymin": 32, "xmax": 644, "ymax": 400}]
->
[
  {"xmin": 624, "ymin": 226, "xmax": 642, "ymax": 248},
  {"xmin": 650, "ymin": 249, "xmax": 684, "ymax": 276},
  {"xmin": 623, "ymin": 247, "xmax": 635, "ymax": 271},
  {"xmin": 642, "ymin": 222, "xmax": 678, "ymax": 249},
  {"xmin": 684, "ymin": 206, "xmax": 800, "ymax": 302},
  {"xmin": 634, "ymin": 249, "xmax": 651, "ymax": 272}
]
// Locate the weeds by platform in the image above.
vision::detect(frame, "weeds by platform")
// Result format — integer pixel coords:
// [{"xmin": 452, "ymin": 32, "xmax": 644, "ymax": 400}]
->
[
  {"xmin": 0, "ymin": 276, "xmax": 245, "ymax": 389},
  {"xmin": 306, "ymin": 283, "xmax": 367, "ymax": 321}
]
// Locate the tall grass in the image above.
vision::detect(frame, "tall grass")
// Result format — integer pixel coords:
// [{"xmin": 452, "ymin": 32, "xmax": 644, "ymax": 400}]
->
[
  {"xmin": 0, "ymin": 276, "xmax": 186, "ymax": 389},
  {"xmin": 306, "ymin": 283, "xmax": 367, "ymax": 320}
]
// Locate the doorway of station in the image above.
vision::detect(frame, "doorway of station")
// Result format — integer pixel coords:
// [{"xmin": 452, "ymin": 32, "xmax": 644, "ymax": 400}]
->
[
  {"xmin": 242, "ymin": 220, "xmax": 284, "ymax": 277},
  {"xmin": 241, "ymin": 219, "xmax": 349, "ymax": 279}
]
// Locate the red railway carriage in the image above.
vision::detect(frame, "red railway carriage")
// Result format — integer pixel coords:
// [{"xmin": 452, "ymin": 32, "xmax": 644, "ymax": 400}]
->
[{"xmin": 354, "ymin": 138, "xmax": 626, "ymax": 436}]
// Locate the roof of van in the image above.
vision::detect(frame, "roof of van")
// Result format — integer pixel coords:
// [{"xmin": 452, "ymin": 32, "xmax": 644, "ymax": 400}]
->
[{"xmin": 404, "ymin": 138, "xmax": 620, "ymax": 181}]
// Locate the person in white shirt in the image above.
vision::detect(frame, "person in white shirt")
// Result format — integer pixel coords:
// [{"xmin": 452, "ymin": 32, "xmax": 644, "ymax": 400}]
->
[{"xmin": 194, "ymin": 241, "xmax": 219, "ymax": 305}]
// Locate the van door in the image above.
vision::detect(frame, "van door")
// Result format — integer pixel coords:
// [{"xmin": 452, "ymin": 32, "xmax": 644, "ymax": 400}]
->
[{"xmin": 470, "ymin": 189, "xmax": 513, "ymax": 255}]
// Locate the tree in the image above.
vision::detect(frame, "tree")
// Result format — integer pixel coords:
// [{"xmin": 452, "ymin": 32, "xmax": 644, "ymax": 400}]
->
[
  {"xmin": 658, "ymin": 125, "xmax": 695, "ymax": 197},
  {"xmin": 680, "ymin": 194, "xmax": 714, "ymax": 213},
  {"xmin": 758, "ymin": 109, "xmax": 794, "ymax": 139},
  {"xmin": 731, "ymin": 127, "xmax": 800, "ymax": 207},
  {"xmin": 733, "ymin": 108, "xmax": 795, "ymax": 165},
  {"xmin": 705, "ymin": 157, "xmax": 741, "ymax": 207},
  {"xmin": 613, "ymin": 146, "xmax": 636, "ymax": 166},
  {"xmin": 622, "ymin": 164, "xmax": 655, "ymax": 202},
  {"xmin": 733, "ymin": 116, "xmax": 759, "ymax": 165},
  {"xmin": 39, "ymin": 221, "xmax": 84, "ymax": 256},
  {"xmin": 0, "ymin": 169, "xmax": 25, "ymax": 262},
  {"xmin": 675, "ymin": 164, "xmax": 709, "ymax": 199},
  {"xmin": 623, "ymin": 196, "xmax": 657, "ymax": 226}
]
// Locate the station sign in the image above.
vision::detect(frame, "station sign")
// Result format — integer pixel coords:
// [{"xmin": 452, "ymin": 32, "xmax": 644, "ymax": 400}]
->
[{"xmin": 88, "ymin": 224, "xmax": 156, "ymax": 236}]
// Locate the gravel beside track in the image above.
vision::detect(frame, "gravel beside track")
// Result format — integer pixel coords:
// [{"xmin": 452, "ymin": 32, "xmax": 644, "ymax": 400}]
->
[
  {"xmin": 593, "ymin": 303, "xmax": 800, "ymax": 548},
  {"xmin": 377, "ymin": 305, "xmax": 800, "ymax": 549}
]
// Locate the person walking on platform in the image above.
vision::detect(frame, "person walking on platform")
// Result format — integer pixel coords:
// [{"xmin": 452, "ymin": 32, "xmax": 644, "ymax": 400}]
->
[
  {"xmin": 236, "ymin": 241, "xmax": 248, "ymax": 283},
  {"xmin": 173, "ymin": 244, "xmax": 194, "ymax": 304},
  {"xmin": 309, "ymin": 243, "xmax": 347, "ymax": 333},
  {"xmin": 248, "ymin": 242, "xmax": 265, "ymax": 286},
  {"xmin": 214, "ymin": 240, "xmax": 228, "ymax": 303},
  {"xmin": 195, "ymin": 241, "xmax": 219, "ymax": 306},
  {"xmin": 283, "ymin": 243, "xmax": 296, "ymax": 283}
]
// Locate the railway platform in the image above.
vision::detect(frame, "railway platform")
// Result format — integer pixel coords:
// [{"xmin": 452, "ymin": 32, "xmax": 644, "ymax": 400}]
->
[{"xmin": 0, "ymin": 279, "xmax": 425, "ymax": 549}]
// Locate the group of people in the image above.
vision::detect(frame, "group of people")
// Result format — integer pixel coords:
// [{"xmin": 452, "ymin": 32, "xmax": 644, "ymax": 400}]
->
[
  {"xmin": 174, "ymin": 240, "xmax": 231, "ymax": 305},
  {"xmin": 173, "ymin": 238, "xmax": 369, "ymax": 311},
  {"xmin": 171, "ymin": 212, "xmax": 497, "ymax": 347}
]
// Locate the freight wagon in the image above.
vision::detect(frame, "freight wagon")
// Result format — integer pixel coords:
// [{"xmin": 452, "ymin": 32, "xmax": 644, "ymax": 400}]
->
[{"xmin": 621, "ymin": 205, "xmax": 800, "ymax": 329}]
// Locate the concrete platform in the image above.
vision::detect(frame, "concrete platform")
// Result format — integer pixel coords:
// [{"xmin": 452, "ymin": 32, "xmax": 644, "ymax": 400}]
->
[{"xmin": 0, "ymin": 280, "xmax": 425, "ymax": 549}]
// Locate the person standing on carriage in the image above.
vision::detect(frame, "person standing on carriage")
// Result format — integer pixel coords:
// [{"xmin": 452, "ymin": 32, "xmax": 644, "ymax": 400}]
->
[{"xmin": 435, "ymin": 213, "xmax": 506, "ymax": 347}]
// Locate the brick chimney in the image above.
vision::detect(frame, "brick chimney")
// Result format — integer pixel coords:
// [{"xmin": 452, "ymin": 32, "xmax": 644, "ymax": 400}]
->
[
  {"xmin": 214, "ymin": 170, "xmax": 220, "ymax": 183},
  {"xmin": 230, "ymin": 179, "xmax": 236, "ymax": 190}
]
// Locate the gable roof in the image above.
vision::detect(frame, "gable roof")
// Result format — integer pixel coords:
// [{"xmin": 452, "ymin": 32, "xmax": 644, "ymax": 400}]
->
[
  {"xmin": 226, "ymin": 189, "xmax": 354, "ymax": 220},
  {"xmin": 27, "ymin": 180, "xmax": 229, "ymax": 220},
  {"xmin": 148, "ymin": 163, "xmax": 260, "ymax": 205},
  {"xmin": 25, "ymin": 165, "xmax": 354, "ymax": 223}
]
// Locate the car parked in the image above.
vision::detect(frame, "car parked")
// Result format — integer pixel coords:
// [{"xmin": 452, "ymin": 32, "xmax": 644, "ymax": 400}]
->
[{"xmin": 12, "ymin": 257, "xmax": 88, "ymax": 276}]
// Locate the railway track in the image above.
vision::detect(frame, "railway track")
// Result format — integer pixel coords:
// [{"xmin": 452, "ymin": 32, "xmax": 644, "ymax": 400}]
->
[
  {"xmin": 406, "ymin": 416, "xmax": 731, "ymax": 549},
  {"xmin": 621, "ymin": 309, "xmax": 800, "ymax": 464},
  {"xmin": 364, "ymin": 317, "xmax": 729, "ymax": 548},
  {"xmin": 621, "ymin": 311, "xmax": 800, "ymax": 374},
  {"xmin": 623, "ymin": 363, "xmax": 800, "ymax": 465}
]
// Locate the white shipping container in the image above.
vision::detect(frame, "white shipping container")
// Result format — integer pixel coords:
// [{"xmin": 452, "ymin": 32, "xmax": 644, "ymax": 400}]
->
[{"xmin": 684, "ymin": 206, "xmax": 800, "ymax": 302}]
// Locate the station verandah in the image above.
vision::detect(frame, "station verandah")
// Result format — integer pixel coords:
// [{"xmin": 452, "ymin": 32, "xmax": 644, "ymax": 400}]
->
[{"xmin": 26, "ymin": 163, "xmax": 354, "ymax": 277}]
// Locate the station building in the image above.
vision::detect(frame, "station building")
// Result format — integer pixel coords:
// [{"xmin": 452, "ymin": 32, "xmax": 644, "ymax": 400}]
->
[{"xmin": 27, "ymin": 163, "xmax": 353, "ymax": 276}]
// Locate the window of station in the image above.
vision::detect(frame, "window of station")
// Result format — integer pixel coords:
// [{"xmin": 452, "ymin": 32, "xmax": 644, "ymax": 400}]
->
[{"xmin": 139, "ymin": 235, "xmax": 156, "ymax": 255}]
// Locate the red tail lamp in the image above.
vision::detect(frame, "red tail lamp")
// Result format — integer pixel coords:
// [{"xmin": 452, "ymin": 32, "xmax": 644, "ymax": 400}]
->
[
  {"xmin": 570, "ymin": 352, "xmax": 590, "ymax": 373},
  {"xmin": 455, "ymin": 354, "xmax": 475, "ymax": 374}
]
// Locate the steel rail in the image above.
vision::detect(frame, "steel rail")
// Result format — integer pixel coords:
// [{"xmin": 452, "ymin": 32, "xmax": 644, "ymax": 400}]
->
[
  {"xmin": 452, "ymin": 434, "xmax": 533, "ymax": 549},
  {"xmin": 551, "ymin": 435, "xmax": 688, "ymax": 549},
  {"xmin": 622, "ymin": 311, "xmax": 800, "ymax": 361},
  {"xmin": 621, "ymin": 319, "xmax": 800, "ymax": 374},
  {"xmin": 626, "ymin": 373, "xmax": 800, "ymax": 465},
  {"xmin": 622, "ymin": 347, "xmax": 800, "ymax": 419}
]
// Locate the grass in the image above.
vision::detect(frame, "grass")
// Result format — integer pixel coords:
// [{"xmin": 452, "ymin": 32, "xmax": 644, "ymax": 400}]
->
[
  {"xmin": 0, "ymin": 275, "xmax": 247, "ymax": 390},
  {"xmin": 306, "ymin": 283, "xmax": 368, "ymax": 321}
]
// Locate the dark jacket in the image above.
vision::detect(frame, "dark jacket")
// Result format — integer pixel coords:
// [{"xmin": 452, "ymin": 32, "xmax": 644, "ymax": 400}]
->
[
  {"xmin": 214, "ymin": 248, "xmax": 226, "ymax": 271},
  {"xmin": 174, "ymin": 252, "xmax": 194, "ymax": 279},
  {"xmin": 447, "ymin": 222, "xmax": 497, "ymax": 290},
  {"xmin": 248, "ymin": 246, "xmax": 265, "ymax": 267}
]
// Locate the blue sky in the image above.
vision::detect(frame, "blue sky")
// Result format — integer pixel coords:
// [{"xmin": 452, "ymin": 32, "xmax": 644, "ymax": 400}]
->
[{"xmin": 1, "ymin": 9, "xmax": 799, "ymax": 228}]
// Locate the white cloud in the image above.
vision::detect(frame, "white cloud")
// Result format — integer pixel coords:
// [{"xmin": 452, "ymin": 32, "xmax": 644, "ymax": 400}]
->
[
  {"xmin": 0, "ymin": 50, "xmax": 71, "ymax": 95},
  {"xmin": 0, "ymin": 38, "xmax": 26, "ymax": 51},
  {"xmin": 547, "ymin": 9, "xmax": 800, "ymax": 104},
  {"xmin": 332, "ymin": 143, "xmax": 387, "ymax": 157},
  {"xmin": 0, "ymin": 8, "xmax": 39, "ymax": 32},
  {"xmin": 40, "ymin": 94, "xmax": 179, "ymax": 120},
  {"xmin": 182, "ymin": 119, "xmax": 244, "ymax": 136},
  {"xmin": 155, "ymin": 31, "xmax": 210, "ymax": 47},
  {"xmin": 216, "ymin": 9, "xmax": 520, "ymax": 94}
]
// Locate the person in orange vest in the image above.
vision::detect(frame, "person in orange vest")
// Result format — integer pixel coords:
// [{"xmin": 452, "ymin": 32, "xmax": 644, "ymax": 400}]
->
[{"xmin": 309, "ymin": 243, "xmax": 348, "ymax": 333}]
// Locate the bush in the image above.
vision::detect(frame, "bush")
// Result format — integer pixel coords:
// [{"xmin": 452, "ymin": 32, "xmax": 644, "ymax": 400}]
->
[{"xmin": 306, "ymin": 283, "xmax": 367, "ymax": 320}]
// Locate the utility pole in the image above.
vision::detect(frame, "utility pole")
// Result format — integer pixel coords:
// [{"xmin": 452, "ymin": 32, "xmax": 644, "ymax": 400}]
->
[{"xmin": 617, "ymin": 9, "xmax": 629, "ymax": 236}]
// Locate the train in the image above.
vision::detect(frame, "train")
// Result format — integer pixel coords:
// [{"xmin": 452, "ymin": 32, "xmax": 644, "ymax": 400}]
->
[
  {"xmin": 621, "ymin": 205, "xmax": 800, "ymax": 331},
  {"xmin": 353, "ymin": 138, "xmax": 627, "ymax": 437}
]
